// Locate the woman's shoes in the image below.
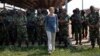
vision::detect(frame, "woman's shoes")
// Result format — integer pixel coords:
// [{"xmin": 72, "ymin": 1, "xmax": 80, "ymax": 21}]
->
[
  {"xmin": 48, "ymin": 50, "xmax": 53, "ymax": 55},
  {"xmin": 48, "ymin": 48, "xmax": 55, "ymax": 55},
  {"xmin": 48, "ymin": 50, "xmax": 52, "ymax": 55}
]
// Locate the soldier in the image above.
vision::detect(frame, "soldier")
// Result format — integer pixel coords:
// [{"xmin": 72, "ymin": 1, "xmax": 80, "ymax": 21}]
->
[
  {"xmin": 26, "ymin": 9, "xmax": 37, "ymax": 45},
  {"xmin": 36, "ymin": 9, "xmax": 47, "ymax": 45},
  {"xmin": 57, "ymin": 8, "xmax": 70, "ymax": 47},
  {"xmin": 71, "ymin": 8, "xmax": 82, "ymax": 45},
  {"xmin": 87, "ymin": 6, "xmax": 100, "ymax": 48},
  {"xmin": 1, "ymin": 11, "xmax": 10, "ymax": 46},
  {"xmin": 7, "ymin": 10, "xmax": 17, "ymax": 46},
  {"xmin": 81, "ymin": 10, "xmax": 88, "ymax": 39},
  {"xmin": 0, "ymin": 10, "xmax": 10, "ymax": 46},
  {"xmin": 16, "ymin": 11, "xmax": 28, "ymax": 47},
  {"xmin": 0, "ymin": 13, "xmax": 5, "ymax": 45},
  {"xmin": 70, "ymin": 9, "xmax": 76, "ymax": 39},
  {"xmin": 41, "ymin": 9, "xmax": 48, "ymax": 45}
]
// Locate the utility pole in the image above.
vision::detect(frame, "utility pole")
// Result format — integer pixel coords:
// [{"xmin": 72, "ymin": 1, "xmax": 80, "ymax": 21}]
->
[
  {"xmin": 65, "ymin": 0, "xmax": 68, "ymax": 14},
  {"xmin": 3, "ymin": 3, "xmax": 5, "ymax": 9},
  {"xmin": 82, "ymin": 0, "xmax": 84, "ymax": 10}
]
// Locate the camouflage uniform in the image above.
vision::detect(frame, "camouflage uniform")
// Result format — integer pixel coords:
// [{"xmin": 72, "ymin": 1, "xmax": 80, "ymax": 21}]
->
[
  {"xmin": 0, "ymin": 12, "xmax": 10, "ymax": 46},
  {"xmin": 71, "ymin": 9, "xmax": 82, "ymax": 45},
  {"xmin": 80, "ymin": 10, "xmax": 88, "ymax": 39},
  {"xmin": 57, "ymin": 10, "xmax": 70, "ymax": 47},
  {"xmin": 26, "ymin": 10, "xmax": 37, "ymax": 45},
  {"xmin": 87, "ymin": 11, "xmax": 100, "ymax": 48},
  {"xmin": 0, "ymin": 15, "xmax": 6, "ymax": 45},
  {"xmin": 36, "ymin": 14, "xmax": 47, "ymax": 45},
  {"xmin": 34, "ymin": 9, "xmax": 48, "ymax": 46},
  {"xmin": 5, "ymin": 11, "xmax": 17, "ymax": 45},
  {"xmin": 70, "ymin": 14, "xmax": 75, "ymax": 38},
  {"xmin": 16, "ymin": 12, "xmax": 28, "ymax": 47}
]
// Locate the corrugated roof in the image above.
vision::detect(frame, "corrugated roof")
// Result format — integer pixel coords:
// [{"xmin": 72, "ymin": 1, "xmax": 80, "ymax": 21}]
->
[{"xmin": 0, "ymin": 0, "xmax": 71, "ymax": 9}]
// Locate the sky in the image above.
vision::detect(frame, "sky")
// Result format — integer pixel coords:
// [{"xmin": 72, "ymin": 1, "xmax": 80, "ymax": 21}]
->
[
  {"xmin": 67, "ymin": 0, "xmax": 100, "ymax": 15},
  {"xmin": 0, "ymin": 0, "xmax": 100, "ymax": 14}
]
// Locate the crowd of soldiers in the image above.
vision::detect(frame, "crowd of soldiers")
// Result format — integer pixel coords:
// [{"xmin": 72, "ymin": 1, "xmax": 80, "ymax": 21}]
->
[
  {"xmin": 0, "ymin": 7, "xmax": 70, "ymax": 47},
  {"xmin": 70, "ymin": 6, "xmax": 100, "ymax": 48},
  {"xmin": 0, "ymin": 6, "xmax": 99, "ymax": 49},
  {"xmin": 0, "ymin": 9, "xmax": 28, "ymax": 47}
]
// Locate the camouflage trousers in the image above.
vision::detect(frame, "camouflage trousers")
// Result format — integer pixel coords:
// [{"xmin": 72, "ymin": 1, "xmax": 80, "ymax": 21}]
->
[
  {"xmin": 17, "ymin": 25, "xmax": 28, "ymax": 46},
  {"xmin": 89, "ymin": 28, "xmax": 100, "ymax": 47},
  {"xmin": 0, "ymin": 27, "xmax": 9, "ymax": 45},
  {"xmin": 0, "ymin": 29, "xmax": 6, "ymax": 45},
  {"xmin": 74, "ymin": 25, "xmax": 82, "ymax": 44},
  {"xmin": 56, "ymin": 24, "xmax": 69, "ymax": 47}
]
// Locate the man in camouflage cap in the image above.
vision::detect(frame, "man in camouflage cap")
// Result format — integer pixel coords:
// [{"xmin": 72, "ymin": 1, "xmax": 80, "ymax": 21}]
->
[
  {"xmin": 57, "ymin": 8, "xmax": 70, "ymax": 47},
  {"xmin": 87, "ymin": 6, "xmax": 100, "ymax": 48},
  {"xmin": 71, "ymin": 8, "xmax": 82, "ymax": 45}
]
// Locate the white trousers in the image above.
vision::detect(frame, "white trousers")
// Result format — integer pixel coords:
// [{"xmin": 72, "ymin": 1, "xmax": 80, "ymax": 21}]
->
[{"xmin": 46, "ymin": 31, "xmax": 56, "ymax": 51}]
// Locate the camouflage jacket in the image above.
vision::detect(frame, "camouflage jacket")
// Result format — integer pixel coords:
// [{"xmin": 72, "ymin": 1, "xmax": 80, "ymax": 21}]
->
[{"xmin": 87, "ymin": 12, "xmax": 99, "ymax": 28}]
